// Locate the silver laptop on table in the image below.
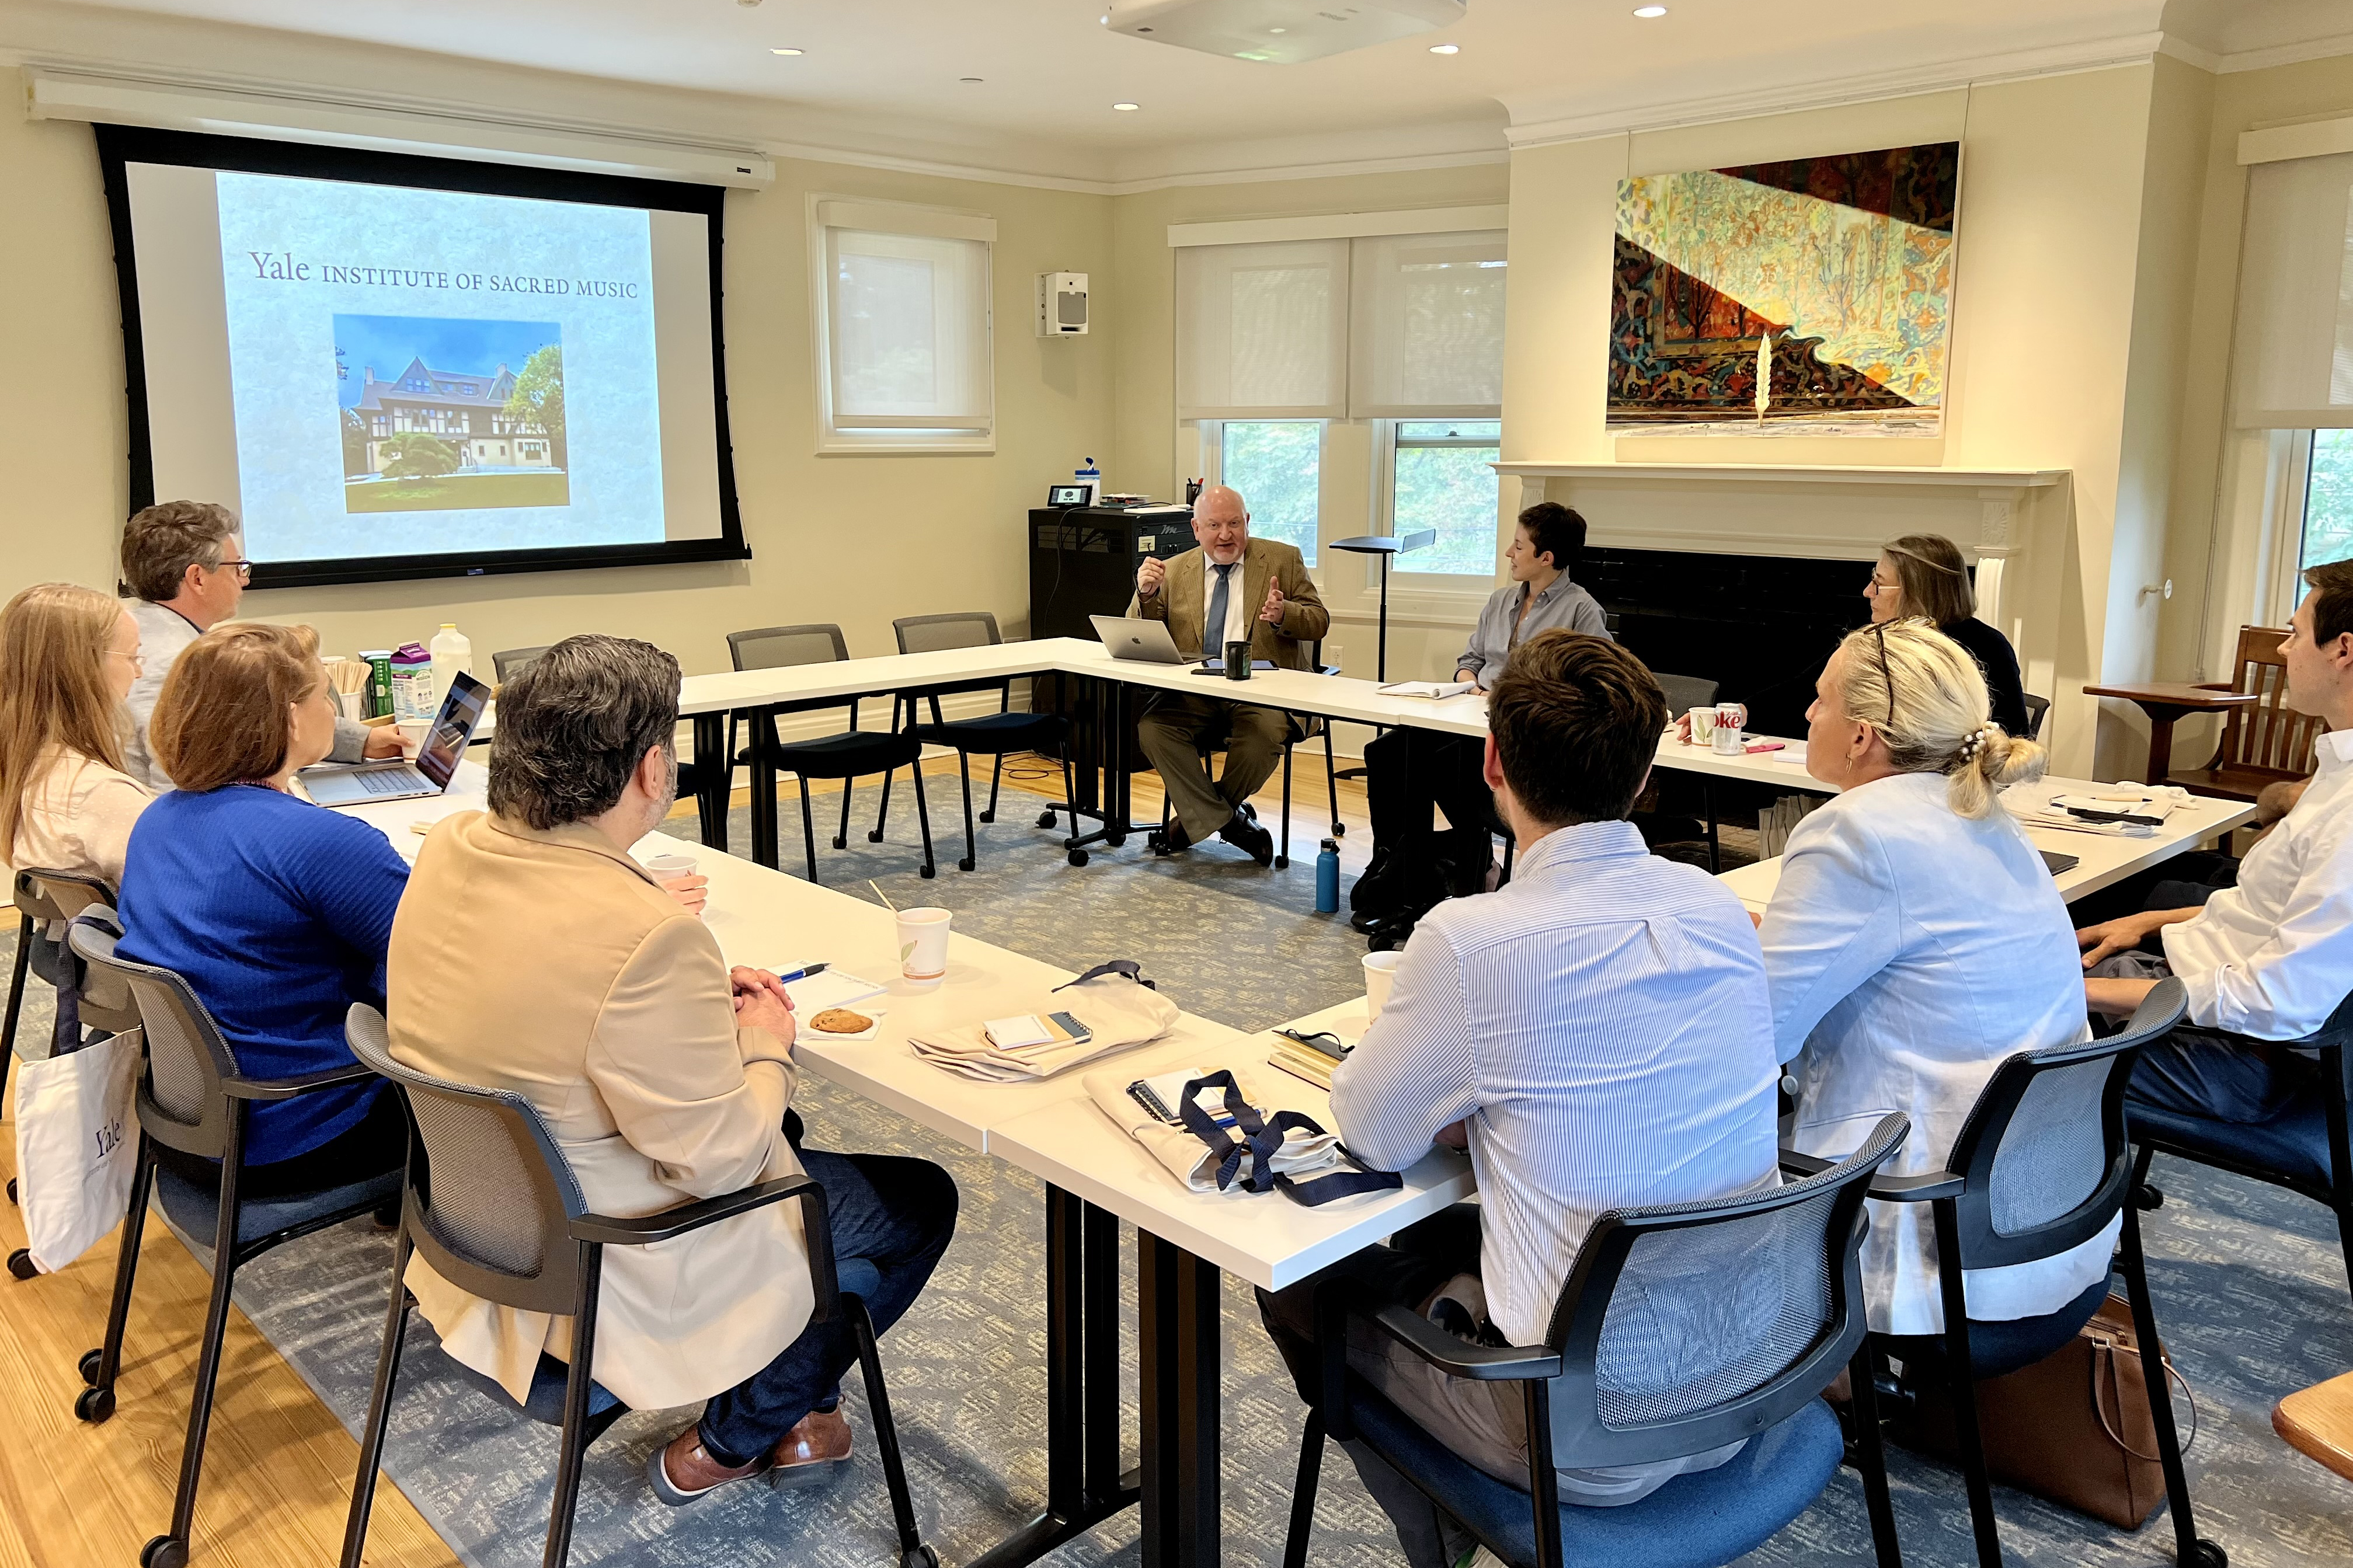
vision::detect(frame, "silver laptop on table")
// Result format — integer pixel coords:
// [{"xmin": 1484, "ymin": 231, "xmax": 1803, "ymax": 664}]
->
[
  {"xmin": 301, "ymin": 670, "xmax": 490, "ymax": 807},
  {"xmin": 1090, "ymin": 615, "xmax": 1189, "ymax": 665}
]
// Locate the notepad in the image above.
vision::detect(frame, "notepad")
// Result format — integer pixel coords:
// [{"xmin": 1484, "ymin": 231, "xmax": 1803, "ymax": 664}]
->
[
  {"xmin": 781, "ymin": 969, "xmax": 886, "ymax": 1013},
  {"xmin": 1378, "ymin": 680, "xmax": 1478, "ymax": 699}
]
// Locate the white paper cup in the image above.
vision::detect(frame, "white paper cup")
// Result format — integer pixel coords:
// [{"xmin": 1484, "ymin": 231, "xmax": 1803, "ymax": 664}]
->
[
  {"xmin": 395, "ymin": 719, "xmax": 429, "ymax": 752},
  {"xmin": 1363, "ymin": 950, "xmax": 1404, "ymax": 1020},
  {"xmin": 897, "ymin": 907, "xmax": 953, "ymax": 985},
  {"xmin": 1688, "ymin": 707, "xmax": 1718, "ymax": 746},
  {"xmin": 645, "ymin": 852, "xmax": 699, "ymax": 880},
  {"xmin": 340, "ymin": 691, "xmax": 372, "ymax": 722}
]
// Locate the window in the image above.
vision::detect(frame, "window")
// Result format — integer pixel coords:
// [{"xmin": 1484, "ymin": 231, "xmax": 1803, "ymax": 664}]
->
[
  {"xmin": 2300, "ymin": 429, "xmax": 2353, "ymax": 572},
  {"xmin": 1176, "ymin": 224, "xmax": 1505, "ymax": 575},
  {"xmin": 810, "ymin": 197, "xmax": 995, "ymax": 452},
  {"xmin": 1390, "ymin": 420, "xmax": 1501, "ymax": 575},
  {"xmin": 1213, "ymin": 421, "xmax": 1322, "ymax": 565}
]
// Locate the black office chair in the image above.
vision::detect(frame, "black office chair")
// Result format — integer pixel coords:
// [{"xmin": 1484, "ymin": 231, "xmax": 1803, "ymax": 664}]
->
[
  {"xmin": 2021, "ymin": 693, "xmax": 2051, "ymax": 741},
  {"xmin": 2129, "ymin": 989, "xmax": 2353, "ymax": 1311},
  {"xmin": 1282, "ymin": 1115, "xmax": 1912, "ymax": 1568},
  {"xmin": 4, "ymin": 872, "xmax": 134, "ymax": 1276},
  {"xmin": 337, "ymin": 1005, "xmax": 935, "ymax": 1568},
  {"xmin": 65, "ymin": 918, "xmax": 400, "ymax": 1568},
  {"xmin": 726, "ymin": 625, "xmax": 937, "ymax": 883},
  {"xmin": 887, "ymin": 612, "xmax": 1082, "ymax": 871},
  {"xmin": 491, "ymin": 644, "xmax": 551, "ymax": 683},
  {"xmin": 1806, "ymin": 981, "xmax": 2221, "ymax": 1568}
]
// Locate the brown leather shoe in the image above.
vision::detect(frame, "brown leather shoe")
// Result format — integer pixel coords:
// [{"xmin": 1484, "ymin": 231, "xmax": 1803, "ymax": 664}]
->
[
  {"xmin": 648, "ymin": 1427, "xmax": 771, "ymax": 1507},
  {"xmin": 768, "ymin": 1405, "xmax": 852, "ymax": 1489}
]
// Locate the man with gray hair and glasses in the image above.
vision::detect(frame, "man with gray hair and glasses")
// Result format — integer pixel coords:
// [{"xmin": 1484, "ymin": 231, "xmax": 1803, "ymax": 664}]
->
[
  {"xmin": 117, "ymin": 499, "xmax": 404, "ymax": 789},
  {"xmin": 387, "ymin": 635, "xmax": 958, "ymax": 1504}
]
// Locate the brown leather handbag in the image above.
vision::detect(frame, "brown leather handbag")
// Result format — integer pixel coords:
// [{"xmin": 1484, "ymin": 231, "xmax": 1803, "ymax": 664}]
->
[{"xmin": 1892, "ymin": 1294, "xmax": 2197, "ymax": 1529}]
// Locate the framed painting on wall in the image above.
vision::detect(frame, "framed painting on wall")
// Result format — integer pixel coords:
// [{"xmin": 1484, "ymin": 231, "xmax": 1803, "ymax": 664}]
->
[{"xmin": 1608, "ymin": 142, "xmax": 1959, "ymax": 435}]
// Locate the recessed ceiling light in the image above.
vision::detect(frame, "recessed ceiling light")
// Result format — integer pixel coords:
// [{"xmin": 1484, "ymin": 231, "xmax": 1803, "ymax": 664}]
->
[
  {"xmin": 1633, "ymin": 5, "xmax": 1668, "ymax": 16},
  {"xmin": 1269, "ymin": 25, "xmax": 1287, "ymax": 33},
  {"xmin": 770, "ymin": 47, "xmax": 803, "ymax": 55},
  {"xmin": 1112, "ymin": 101, "xmax": 1140, "ymax": 111},
  {"xmin": 1429, "ymin": 42, "xmax": 1459, "ymax": 53}
]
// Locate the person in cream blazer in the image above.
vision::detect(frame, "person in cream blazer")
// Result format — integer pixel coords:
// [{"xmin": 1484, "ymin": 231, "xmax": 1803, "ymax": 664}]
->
[{"xmin": 389, "ymin": 635, "xmax": 955, "ymax": 1504}]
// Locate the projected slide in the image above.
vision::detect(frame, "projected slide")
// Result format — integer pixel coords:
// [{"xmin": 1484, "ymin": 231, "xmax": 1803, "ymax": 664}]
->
[
  {"xmin": 109, "ymin": 134, "xmax": 736, "ymax": 585},
  {"xmin": 214, "ymin": 173, "xmax": 659, "ymax": 559}
]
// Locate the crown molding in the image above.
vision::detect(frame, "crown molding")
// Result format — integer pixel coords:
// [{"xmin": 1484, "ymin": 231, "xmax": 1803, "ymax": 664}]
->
[
  {"xmin": 1105, "ymin": 144, "xmax": 1507, "ymax": 197},
  {"xmin": 1502, "ymin": 30, "xmax": 2171, "ymax": 149},
  {"xmin": 2216, "ymin": 29, "xmax": 2353, "ymax": 74}
]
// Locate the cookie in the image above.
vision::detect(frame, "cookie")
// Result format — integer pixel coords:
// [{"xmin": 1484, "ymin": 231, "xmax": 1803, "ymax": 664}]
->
[{"xmin": 810, "ymin": 1008, "xmax": 873, "ymax": 1034}]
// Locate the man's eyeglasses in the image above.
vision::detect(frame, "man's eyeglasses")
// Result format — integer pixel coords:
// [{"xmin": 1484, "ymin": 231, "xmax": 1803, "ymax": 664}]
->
[
  {"xmin": 208, "ymin": 559, "xmax": 253, "ymax": 583},
  {"xmin": 1869, "ymin": 623, "xmax": 1896, "ymax": 727}
]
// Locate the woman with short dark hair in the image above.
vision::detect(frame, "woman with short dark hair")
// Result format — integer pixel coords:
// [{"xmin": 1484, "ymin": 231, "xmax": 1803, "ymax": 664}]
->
[
  {"xmin": 116, "ymin": 622, "xmax": 411, "ymax": 1192},
  {"xmin": 1863, "ymin": 532, "xmax": 2031, "ymax": 737}
]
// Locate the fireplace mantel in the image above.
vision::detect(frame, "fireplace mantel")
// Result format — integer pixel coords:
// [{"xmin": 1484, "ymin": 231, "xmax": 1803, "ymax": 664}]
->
[{"xmin": 1495, "ymin": 461, "xmax": 2072, "ymax": 639}]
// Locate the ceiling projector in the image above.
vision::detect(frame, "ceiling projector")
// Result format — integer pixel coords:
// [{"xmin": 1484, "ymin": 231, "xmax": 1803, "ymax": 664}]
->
[{"xmin": 1105, "ymin": 0, "xmax": 1466, "ymax": 64}]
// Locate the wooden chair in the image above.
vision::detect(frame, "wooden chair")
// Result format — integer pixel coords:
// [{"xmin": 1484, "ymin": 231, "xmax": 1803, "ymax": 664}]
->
[
  {"xmin": 2170, "ymin": 625, "xmax": 2323, "ymax": 802},
  {"xmin": 2275, "ymin": 1372, "xmax": 2353, "ymax": 1483}
]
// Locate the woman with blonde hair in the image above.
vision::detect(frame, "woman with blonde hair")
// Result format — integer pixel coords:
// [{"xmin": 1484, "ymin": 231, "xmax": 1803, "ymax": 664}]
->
[
  {"xmin": 0, "ymin": 583, "xmax": 152, "ymax": 887},
  {"xmin": 1759, "ymin": 619, "xmax": 2109, "ymax": 1365},
  {"xmin": 116, "ymin": 622, "xmax": 409, "ymax": 1193},
  {"xmin": 1863, "ymin": 532, "xmax": 2031, "ymax": 737}
]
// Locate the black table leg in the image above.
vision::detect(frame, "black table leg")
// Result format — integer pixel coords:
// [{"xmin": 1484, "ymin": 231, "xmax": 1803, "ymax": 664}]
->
[
  {"xmin": 966, "ymin": 1186, "xmax": 1139, "ymax": 1568},
  {"xmin": 749, "ymin": 705, "xmax": 781, "ymax": 870},
  {"xmin": 691, "ymin": 712, "xmax": 728, "ymax": 853},
  {"xmin": 1139, "ymin": 1232, "xmax": 1220, "ymax": 1568},
  {"xmin": 1703, "ymin": 776, "xmax": 1721, "ymax": 874}
]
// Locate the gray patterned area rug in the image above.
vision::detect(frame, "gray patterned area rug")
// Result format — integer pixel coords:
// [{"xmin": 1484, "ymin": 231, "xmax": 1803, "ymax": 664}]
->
[{"xmin": 19, "ymin": 790, "xmax": 2353, "ymax": 1565}]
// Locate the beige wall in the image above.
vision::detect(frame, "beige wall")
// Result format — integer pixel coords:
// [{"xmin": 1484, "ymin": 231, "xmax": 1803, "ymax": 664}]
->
[
  {"xmin": 0, "ymin": 70, "xmax": 1113, "ymax": 685},
  {"xmin": 2154, "ymin": 53, "xmax": 2353, "ymax": 767},
  {"xmin": 1501, "ymin": 67, "xmax": 2184, "ymax": 778}
]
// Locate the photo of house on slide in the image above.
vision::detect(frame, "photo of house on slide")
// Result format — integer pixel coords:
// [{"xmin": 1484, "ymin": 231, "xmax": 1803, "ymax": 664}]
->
[{"xmin": 336, "ymin": 314, "xmax": 567, "ymax": 513}]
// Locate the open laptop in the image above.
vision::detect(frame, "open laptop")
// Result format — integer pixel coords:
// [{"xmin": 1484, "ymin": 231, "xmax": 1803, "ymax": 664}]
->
[
  {"xmin": 301, "ymin": 670, "xmax": 490, "ymax": 807},
  {"xmin": 1090, "ymin": 615, "xmax": 1189, "ymax": 665}
]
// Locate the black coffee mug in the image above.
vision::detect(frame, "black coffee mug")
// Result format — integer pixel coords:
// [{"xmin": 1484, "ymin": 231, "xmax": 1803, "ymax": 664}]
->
[{"xmin": 1224, "ymin": 639, "xmax": 1252, "ymax": 680}]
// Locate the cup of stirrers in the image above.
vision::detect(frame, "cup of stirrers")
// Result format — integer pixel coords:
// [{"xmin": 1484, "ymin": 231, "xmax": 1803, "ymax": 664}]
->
[{"xmin": 322, "ymin": 657, "xmax": 373, "ymax": 720}]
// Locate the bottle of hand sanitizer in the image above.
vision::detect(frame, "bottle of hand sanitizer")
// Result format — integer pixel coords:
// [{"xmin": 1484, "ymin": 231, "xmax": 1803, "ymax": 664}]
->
[{"xmin": 1075, "ymin": 457, "xmax": 1101, "ymax": 506}]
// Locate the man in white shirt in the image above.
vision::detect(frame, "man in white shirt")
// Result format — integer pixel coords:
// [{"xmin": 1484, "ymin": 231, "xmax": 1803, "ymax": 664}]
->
[
  {"xmin": 2079, "ymin": 560, "xmax": 2353, "ymax": 1128},
  {"xmin": 1127, "ymin": 485, "xmax": 1328, "ymax": 865},
  {"xmin": 1258, "ymin": 630, "xmax": 1783, "ymax": 1566},
  {"xmin": 117, "ymin": 500, "xmax": 404, "ymax": 790}
]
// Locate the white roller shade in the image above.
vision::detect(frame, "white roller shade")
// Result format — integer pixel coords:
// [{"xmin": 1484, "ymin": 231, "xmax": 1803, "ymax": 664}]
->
[
  {"xmin": 2234, "ymin": 150, "xmax": 2353, "ymax": 430},
  {"xmin": 824, "ymin": 227, "xmax": 991, "ymax": 431},
  {"xmin": 1176, "ymin": 239, "xmax": 1349, "ymax": 420},
  {"xmin": 1350, "ymin": 229, "xmax": 1506, "ymax": 419}
]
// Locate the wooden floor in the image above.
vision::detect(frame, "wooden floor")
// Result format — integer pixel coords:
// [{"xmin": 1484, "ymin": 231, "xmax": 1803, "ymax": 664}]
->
[{"xmin": 0, "ymin": 748, "xmax": 1376, "ymax": 1568}]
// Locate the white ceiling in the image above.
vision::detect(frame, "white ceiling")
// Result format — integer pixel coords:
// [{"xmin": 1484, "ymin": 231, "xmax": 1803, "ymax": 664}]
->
[{"xmin": 11, "ymin": 0, "xmax": 2352, "ymax": 182}]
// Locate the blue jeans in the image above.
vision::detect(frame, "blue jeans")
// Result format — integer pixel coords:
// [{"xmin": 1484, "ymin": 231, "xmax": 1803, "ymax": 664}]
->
[{"xmin": 697, "ymin": 1146, "xmax": 958, "ymax": 1466}]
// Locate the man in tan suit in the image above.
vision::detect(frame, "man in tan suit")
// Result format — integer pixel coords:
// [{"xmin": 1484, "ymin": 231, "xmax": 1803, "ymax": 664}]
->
[
  {"xmin": 388, "ymin": 636, "xmax": 956, "ymax": 1505},
  {"xmin": 1128, "ymin": 484, "xmax": 1329, "ymax": 863}
]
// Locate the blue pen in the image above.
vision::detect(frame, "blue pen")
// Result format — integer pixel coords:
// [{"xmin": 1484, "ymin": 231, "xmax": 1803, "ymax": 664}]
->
[{"xmin": 773, "ymin": 962, "xmax": 829, "ymax": 986}]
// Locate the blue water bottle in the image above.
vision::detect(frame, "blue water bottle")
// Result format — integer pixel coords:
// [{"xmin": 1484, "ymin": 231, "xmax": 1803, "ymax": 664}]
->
[{"xmin": 1315, "ymin": 839, "xmax": 1340, "ymax": 914}]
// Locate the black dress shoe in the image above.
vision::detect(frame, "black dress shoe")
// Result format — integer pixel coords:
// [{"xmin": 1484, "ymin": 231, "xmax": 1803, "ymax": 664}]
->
[
  {"xmin": 1153, "ymin": 818, "xmax": 1193, "ymax": 855},
  {"xmin": 1219, "ymin": 810, "xmax": 1275, "ymax": 867}
]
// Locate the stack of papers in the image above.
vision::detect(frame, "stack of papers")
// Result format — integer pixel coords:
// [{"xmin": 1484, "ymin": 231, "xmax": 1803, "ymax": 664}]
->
[{"xmin": 1379, "ymin": 680, "xmax": 1478, "ymax": 699}]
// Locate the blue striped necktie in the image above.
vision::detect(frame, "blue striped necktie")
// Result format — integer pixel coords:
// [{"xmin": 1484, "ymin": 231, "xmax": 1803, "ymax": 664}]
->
[{"xmin": 1206, "ymin": 562, "xmax": 1234, "ymax": 653}]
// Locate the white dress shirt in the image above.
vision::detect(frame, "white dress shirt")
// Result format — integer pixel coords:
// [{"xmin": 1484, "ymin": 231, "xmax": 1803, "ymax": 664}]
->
[
  {"xmin": 1762, "ymin": 770, "xmax": 2111, "ymax": 1336},
  {"xmin": 123, "ymin": 600, "xmax": 370, "ymax": 791},
  {"xmin": 1331, "ymin": 820, "xmax": 1783, "ymax": 1351},
  {"xmin": 2161, "ymin": 726, "xmax": 2353, "ymax": 1041},
  {"xmin": 1201, "ymin": 552, "xmax": 1250, "ymax": 652}
]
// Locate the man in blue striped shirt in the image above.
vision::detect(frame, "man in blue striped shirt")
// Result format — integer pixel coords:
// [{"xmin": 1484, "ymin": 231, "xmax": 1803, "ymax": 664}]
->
[{"xmin": 1261, "ymin": 630, "xmax": 1782, "ymax": 1564}]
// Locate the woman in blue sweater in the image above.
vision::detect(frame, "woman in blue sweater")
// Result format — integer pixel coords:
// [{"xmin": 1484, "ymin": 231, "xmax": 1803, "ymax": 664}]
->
[{"xmin": 118, "ymin": 623, "xmax": 410, "ymax": 1193}]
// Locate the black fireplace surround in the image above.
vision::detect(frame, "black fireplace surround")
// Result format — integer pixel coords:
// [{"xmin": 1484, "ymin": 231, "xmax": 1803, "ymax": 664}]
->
[{"xmin": 1576, "ymin": 545, "xmax": 1872, "ymax": 742}]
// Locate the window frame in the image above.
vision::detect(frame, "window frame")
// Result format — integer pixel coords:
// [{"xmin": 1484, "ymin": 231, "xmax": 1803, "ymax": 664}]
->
[
  {"xmin": 1200, "ymin": 416, "xmax": 1329, "ymax": 569},
  {"xmin": 1377, "ymin": 417, "xmax": 1508, "ymax": 588},
  {"xmin": 807, "ymin": 194, "xmax": 997, "ymax": 456}
]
